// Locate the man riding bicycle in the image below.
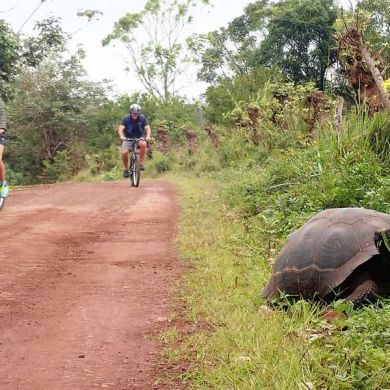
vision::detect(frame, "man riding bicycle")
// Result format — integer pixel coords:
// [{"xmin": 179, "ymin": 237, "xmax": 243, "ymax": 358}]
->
[
  {"xmin": 118, "ymin": 103, "xmax": 151, "ymax": 178},
  {"xmin": 0, "ymin": 98, "xmax": 9, "ymax": 198}
]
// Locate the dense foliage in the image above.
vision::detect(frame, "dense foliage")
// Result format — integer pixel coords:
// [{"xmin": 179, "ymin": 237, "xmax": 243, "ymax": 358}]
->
[
  {"xmin": 0, "ymin": 19, "xmax": 19, "ymax": 101},
  {"xmin": 194, "ymin": 0, "xmax": 337, "ymax": 90}
]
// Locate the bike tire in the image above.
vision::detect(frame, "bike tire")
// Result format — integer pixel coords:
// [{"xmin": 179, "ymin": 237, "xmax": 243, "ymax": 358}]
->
[
  {"xmin": 0, "ymin": 197, "xmax": 5, "ymax": 210},
  {"xmin": 131, "ymin": 163, "xmax": 140, "ymax": 187}
]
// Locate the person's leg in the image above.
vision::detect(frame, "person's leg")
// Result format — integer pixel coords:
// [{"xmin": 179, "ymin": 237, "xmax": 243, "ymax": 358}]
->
[
  {"xmin": 0, "ymin": 141, "xmax": 9, "ymax": 198},
  {"xmin": 138, "ymin": 140, "xmax": 147, "ymax": 164},
  {"xmin": 121, "ymin": 149, "xmax": 129, "ymax": 170},
  {"xmin": 121, "ymin": 140, "xmax": 131, "ymax": 178},
  {"xmin": 0, "ymin": 144, "xmax": 5, "ymax": 182}
]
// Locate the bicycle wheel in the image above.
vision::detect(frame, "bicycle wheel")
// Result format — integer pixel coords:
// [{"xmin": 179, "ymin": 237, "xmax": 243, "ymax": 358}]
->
[
  {"xmin": 131, "ymin": 161, "xmax": 140, "ymax": 187},
  {"xmin": 0, "ymin": 197, "xmax": 5, "ymax": 210}
]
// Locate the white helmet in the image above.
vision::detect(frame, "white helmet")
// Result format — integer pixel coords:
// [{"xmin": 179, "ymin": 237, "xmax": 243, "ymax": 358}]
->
[{"xmin": 130, "ymin": 103, "xmax": 141, "ymax": 114}]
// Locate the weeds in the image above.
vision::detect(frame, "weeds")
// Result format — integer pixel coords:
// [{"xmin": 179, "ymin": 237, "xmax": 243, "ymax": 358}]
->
[{"xmin": 163, "ymin": 109, "xmax": 390, "ymax": 389}]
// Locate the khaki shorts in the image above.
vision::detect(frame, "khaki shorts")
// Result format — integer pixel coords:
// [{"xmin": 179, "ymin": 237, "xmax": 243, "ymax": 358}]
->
[{"xmin": 121, "ymin": 140, "xmax": 138, "ymax": 151}]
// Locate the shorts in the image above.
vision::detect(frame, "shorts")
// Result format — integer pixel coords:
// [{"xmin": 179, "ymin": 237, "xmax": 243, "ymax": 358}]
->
[
  {"xmin": 0, "ymin": 135, "xmax": 6, "ymax": 146},
  {"xmin": 121, "ymin": 139, "xmax": 138, "ymax": 151}
]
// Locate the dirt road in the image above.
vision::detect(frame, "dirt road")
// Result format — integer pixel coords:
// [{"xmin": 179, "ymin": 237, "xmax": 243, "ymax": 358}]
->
[{"xmin": 0, "ymin": 180, "xmax": 180, "ymax": 390}]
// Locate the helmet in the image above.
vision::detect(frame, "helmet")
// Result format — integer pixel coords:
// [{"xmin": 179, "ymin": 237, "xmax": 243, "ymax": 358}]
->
[{"xmin": 130, "ymin": 103, "xmax": 141, "ymax": 114}]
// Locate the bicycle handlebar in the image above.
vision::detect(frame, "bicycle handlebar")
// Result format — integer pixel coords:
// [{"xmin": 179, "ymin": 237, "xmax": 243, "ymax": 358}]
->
[{"xmin": 125, "ymin": 137, "xmax": 145, "ymax": 142}]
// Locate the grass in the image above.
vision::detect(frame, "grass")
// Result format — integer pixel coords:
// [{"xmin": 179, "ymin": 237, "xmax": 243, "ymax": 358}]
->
[
  {"xmin": 166, "ymin": 173, "xmax": 390, "ymax": 389},
  {"xmin": 163, "ymin": 174, "xmax": 323, "ymax": 389}
]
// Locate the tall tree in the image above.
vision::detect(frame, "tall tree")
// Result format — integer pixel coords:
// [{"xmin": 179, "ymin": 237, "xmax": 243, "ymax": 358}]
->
[
  {"xmin": 358, "ymin": 0, "xmax": 390, "ymax": 57},
  {"xmin": 21, "ymin": 17, "xmax": 67, "ymax": 69},
  {"xmin": 257, "ymin": 0, "xmax": 338, "ymax": 90},
  {"xmin": 337, "ymin": 8, "xmax": 390, "ymax": 112},
  {"xmin": 195, "ymin": 0, "xmax": 337, "ymax": 90},
  {"xmin": 193, "ymin": 0, "xmax": 270, "ymax": 83},
  {"xmin": 0, "ymin": 19, "xmax": 19, "ymax": 101},
  {"xmin": 102, "ymin": 0, "xmax": 209, "ymax": 101},
  {"xmin": 7, "ymin": 19, "xmax": 109, "ymax": 182}
]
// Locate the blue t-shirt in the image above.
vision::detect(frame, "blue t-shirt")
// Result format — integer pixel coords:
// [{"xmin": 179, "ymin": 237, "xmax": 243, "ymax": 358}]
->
[{"xmin": 121, "ymin": 114, "xmax": 148, "ymax": 138}]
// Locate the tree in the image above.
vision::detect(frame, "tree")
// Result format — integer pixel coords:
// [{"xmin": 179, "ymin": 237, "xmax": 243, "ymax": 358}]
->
[
  {"xmin": 7, "ymin": 19, "xmax": 109, "ymax": 182},
  {"xmin": 195, "ymin": 0, "xmax": 338, "ymax": 90},
  {"xmin": 337, "ymin": 10, "xmax": 390, "ymax": 112},
  {"xmin": 102, "ymin": 0, "xmax": 209, "ymax": 101},
  {"xmin": 0, "ymin": 19, "xmax": 19, "ymax": 101},
  {"xmin": 193, "ymin": 0, "xmax": 270, "ymax": 83},
  {"xmin": 21, "ymin": 17, "xmax": 67, "ymax": 69},
  {"xmin": 257, "ymin": 0, "xmax": 338, "ymax": 90},
  {"xmin": 358, "ymin": 0, "xmax": 390, "ymax": 57},
  {"xmin": 204, "ymin": 66, "xmax": 279, "ymax": 125}
]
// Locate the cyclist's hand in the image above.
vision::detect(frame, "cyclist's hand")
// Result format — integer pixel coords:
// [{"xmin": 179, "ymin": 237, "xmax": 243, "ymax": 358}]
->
[
  {"xmin": 145, "ymin": 136, "xmax": 152, "ymax": 142},
  {"xmin": 120, "ymin": 136, "xmax": 126, "ymax": 141}
]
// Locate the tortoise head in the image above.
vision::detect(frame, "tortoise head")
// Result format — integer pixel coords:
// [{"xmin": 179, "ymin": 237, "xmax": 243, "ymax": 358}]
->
[{"xmin": 374, "ymin": 229, "xmax": 390, "ymax": 254}]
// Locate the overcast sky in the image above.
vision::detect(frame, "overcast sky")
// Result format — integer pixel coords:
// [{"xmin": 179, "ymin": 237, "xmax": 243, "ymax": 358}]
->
[{"xmin": 1, "ymin": 0, "xmax": 352, "ymax": 99}]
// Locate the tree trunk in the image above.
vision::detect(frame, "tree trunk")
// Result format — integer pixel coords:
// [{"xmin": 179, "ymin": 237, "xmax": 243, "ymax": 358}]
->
[
  {"xmin": 337, "ymin": 28, "xmax": 389, "ymax": 114},
  {"xmin": 157, "ymin": 127, "xmax": 169, "ymax": 153},
  {"xmin": 186, "ymin": 130, "xmax": 197, "ymax": 155},
  {"xmin": 360, "ymin": 45, "xmax": 390, "ymax": 111},
  {"xmin": 205, "ymin": 125, "xmax": 219, "ymax": 148}
]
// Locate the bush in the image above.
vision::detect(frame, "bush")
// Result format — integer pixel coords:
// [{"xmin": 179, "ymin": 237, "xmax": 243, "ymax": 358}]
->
[
  {"xmin": 222, "ymin": 111, "xmax": 390, "ymax": 244},
  {"xmin": 44, "ymin": 145, "xmax": 87, "ymax": 182},
  {"xmin": 86, "ymin": 144, "xmax": 120, "ymax": 176},
  {"xmin": 151, "ymin": 151, "xmax": 173, "ymax": 173}
]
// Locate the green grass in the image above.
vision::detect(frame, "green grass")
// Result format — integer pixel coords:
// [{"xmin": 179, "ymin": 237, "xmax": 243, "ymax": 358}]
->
[
  {"xmin": 161, "ymin": 118, "xmax": 390, "ymax": 388},
  {"xmin": 163, "ymin": 174, "xmax": 324, "ymax": 389},
  {"xmin": 163, "ymin": 173, "xmax": 390, "ymax": 389}
]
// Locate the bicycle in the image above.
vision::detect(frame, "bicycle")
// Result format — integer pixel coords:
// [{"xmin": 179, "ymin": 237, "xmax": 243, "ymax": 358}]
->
[{"xmin": 125, "ymin": 137, "xmax": 143, "ymax": 187}]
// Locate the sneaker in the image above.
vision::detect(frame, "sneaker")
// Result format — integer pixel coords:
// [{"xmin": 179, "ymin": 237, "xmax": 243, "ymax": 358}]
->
[
  {"xmin": 139, "ymin": 163, "xmax": 145, "ymax": 171},
  {"xmin": 0, "ymin": 182, "xmax": 9, "ymax": 198},
  {"xmin": 122, "ymin": 169, "xmax": 130, "ymax": 178}
]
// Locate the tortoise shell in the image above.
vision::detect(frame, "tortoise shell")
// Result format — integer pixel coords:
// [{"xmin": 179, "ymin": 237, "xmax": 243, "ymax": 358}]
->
[{"xmin": 261, "ymin": 208, "xmax": 390, "ymax": 299}]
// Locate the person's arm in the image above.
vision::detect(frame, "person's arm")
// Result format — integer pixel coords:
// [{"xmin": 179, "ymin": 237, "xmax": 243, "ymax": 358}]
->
[
  {"xmin": 144, "ymin": 125, "xmax": 151, "ymax": 141},
  {"xmin": 118, "ymin": 124, "xmax": 126, "ymax": 141}
]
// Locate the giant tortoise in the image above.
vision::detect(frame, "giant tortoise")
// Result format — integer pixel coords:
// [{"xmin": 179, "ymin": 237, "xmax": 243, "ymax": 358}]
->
[{"xmin": 261, "ymin": 208, "xmax": 390, "ymax": 304}]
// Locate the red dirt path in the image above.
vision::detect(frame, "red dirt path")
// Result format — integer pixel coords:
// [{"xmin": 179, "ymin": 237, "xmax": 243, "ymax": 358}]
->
[{"xmin": 0, "ymin": 180, "xmax": 180, "ymax": 390}]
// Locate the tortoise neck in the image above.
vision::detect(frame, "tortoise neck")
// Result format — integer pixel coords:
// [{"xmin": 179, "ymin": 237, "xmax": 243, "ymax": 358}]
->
[{"xmin": 374, "ymin": 229, "xmax": 390, "ymax": 254}]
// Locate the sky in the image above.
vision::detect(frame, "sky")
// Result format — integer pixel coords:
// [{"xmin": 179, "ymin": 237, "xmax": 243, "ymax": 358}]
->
[
  {"xmin": 0, "ymin": 0, "xmax": 257, "ymax": 99},
  {"xmin": 1, "ymin": 0, "xmax": 353, "ymax": 100}
]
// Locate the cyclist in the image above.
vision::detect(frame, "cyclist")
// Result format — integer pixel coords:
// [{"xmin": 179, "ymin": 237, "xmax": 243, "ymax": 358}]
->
[
  {"xmin": 118, "ymin": 103, "xmax": 151, "ymax": 178},
  {"xmin": 0, "ymin": 98, "xmax": 8, "ymax": 198}
]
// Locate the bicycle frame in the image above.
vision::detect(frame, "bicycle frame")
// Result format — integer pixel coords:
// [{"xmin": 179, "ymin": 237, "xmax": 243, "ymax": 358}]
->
[{"xmin": 126, "ymin": 138, "xmax": 143, "ymax": 187}]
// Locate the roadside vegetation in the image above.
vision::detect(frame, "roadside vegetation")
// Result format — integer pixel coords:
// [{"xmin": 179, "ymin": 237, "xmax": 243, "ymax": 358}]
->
[
  {"xmin": 161, "ymin": 107, "xmax": 390, "ymax": 389},
  {"xmin": 2, "ymin": 0, "xmax": 390, "ymax": 388}
]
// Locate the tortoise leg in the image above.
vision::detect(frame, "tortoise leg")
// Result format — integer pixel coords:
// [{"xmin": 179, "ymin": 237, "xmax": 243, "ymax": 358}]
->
[{"xmin": 345, "ymin": 279, "xmax": 379, "ymax": 305}]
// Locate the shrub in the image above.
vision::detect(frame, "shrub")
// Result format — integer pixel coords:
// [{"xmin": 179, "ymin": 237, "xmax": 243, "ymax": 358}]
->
[
  {"xmin": 151, "ymin": 151, "xmax": 173, "ymax": 173},
  {"xmin": 44, "ymin": 145, "xmax": 87, "ymax": 182}
]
